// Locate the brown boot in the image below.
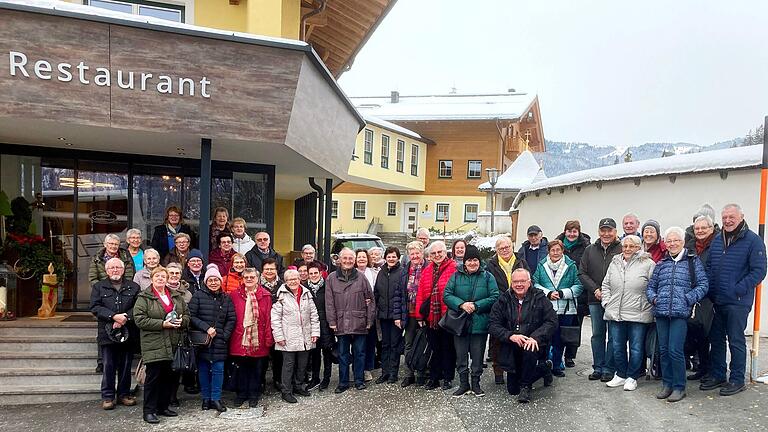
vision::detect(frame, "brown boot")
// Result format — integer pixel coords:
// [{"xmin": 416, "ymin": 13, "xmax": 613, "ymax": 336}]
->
[
  {"xmin": 118, "ymin": 396, "xmax": 137, "ymax": 406},
  {"xmin": 102, "ymin": 400, "xmax": 116, "ymax": 410}
]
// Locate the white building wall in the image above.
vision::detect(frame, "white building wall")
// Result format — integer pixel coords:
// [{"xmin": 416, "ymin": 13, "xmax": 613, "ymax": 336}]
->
[{"xmin": 515, "ymin": 168, "xmax": 768, "ymax": 332}]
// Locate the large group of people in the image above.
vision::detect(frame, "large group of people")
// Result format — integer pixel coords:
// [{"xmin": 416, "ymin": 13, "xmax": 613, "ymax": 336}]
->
[{"xmin": 89, "ymin": 203, "xmax": 766, "ymax": 423}]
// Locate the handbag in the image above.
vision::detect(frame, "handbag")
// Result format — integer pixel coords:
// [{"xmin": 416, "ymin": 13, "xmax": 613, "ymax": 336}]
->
[
  {"xmin": 189, "ymin": 330, "xmax": 212, "ymax": 347},
  {"xmin": 438, "ymin": 272, "xmax": 482, "ymax": 337},
  {"xmin": 172, "ymin": 332, "xmax": 198, "ymax": 373},
  {"xmin": 134, "ymin": 357, "xmax": 146, "ymax": 385},
  {"xmin": 405, "ymin": 326, "xmax": 432, "ymax": 372},
  {"xmin": 558, "ymin": 298, "xmax": 581, "ymax": 347}
]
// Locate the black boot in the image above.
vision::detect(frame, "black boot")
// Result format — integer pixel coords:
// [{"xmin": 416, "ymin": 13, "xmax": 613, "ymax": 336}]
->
[
  {"xmin": 471, "ymin": 376, "xmax": 485, "ymax": 397},
  {"xmin": 452, "ymin": 373, "xmax": 470, "ymax": 397},
  {"xmin": 210, "ymin": 400, "xmax": 227, "ymax": 412}
]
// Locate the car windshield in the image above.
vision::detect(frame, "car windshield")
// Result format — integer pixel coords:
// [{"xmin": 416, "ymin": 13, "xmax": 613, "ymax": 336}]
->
[{"xmin": 333, "ymin": 239, "xmax": 382, "ymax": 254}]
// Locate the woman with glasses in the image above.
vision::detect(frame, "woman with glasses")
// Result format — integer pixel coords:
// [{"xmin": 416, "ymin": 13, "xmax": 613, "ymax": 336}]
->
[
  {"xmin": 165, "ymin": 263, "xmax": 192, "ymax": 407},
  {"xmin": 151, "ymin": 206, "xmax": 197, "ymax": 260},
  {"xmin": 126, "ymin": 228, "xmax": 146, "ymax": 272},
  {"xmin": 162, "ymin": 233, "xmax": 192, "ymax": 269},
  {"xmin": 303, "ymin": 262, "xmax": 334, "ymax": 390},
  {"xmin": 209, "ymin": 233, "xmax": 237, "ymax": 276},
  {"xmin": 271, "ymin": 269, "xmax": 320, "ymax": 403},
  {"xmin": 189, "ymin": 264, "xmax": 236, "ymax": 412},
  {"xmin": 601, "ymin": 235, "xmax": 655, "ymax": 391},
  {"xmin": 228, "ymin": 268, "xmax": 273, "ymax": 408},
  {"xmin": 223, "ymin": 253, "xmax": 247, "ymax": 294},
  {"xmin": 133, "ymin": 249, "xmax": 162, "ymax": 290}
]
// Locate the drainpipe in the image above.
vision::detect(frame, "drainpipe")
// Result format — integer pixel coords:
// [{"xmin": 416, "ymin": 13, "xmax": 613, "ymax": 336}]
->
[
  {"xmin": 300, "ymin": 0, "xmax": 326, "ymax": 41},
  {"xmin": 308, "ymin": 177, "xmax": 325, "ymax": 261}
]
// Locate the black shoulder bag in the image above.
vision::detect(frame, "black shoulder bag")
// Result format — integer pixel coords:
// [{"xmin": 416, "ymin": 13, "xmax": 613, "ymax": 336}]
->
[
  {"xmin": 558, "ymin": 296, "xmax": 581, "ymax": 347},
  {"xmin": 439, "ymin": 273, "xmax": 480, "ymax": 337},
  {"xmin": 172, "ymin": 330, "xmax": 198, "ymax": 373}
]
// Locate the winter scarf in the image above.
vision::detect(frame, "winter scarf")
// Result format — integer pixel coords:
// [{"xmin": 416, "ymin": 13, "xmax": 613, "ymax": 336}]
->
[
  {"xmin": 305, "ymin": 278, "xmax": 324, "ymax": 296},
  {"xmin": 563, "ymin": 236, "xmax": 579, "ymax": 251},
  {"xmin": 407, "ymin": 263, "xmax": 423, "ymax": 314},
  {"xmin": 429, "ymin": 263, "xmax": 442, "ymax": 329},
  {"xmin": 696, "ymin": 233, "xmax": 715, "ymax": 256},
  {"xmin": 260, "ymin": 275, "xmax": 280, "ymax": 296},
  {"xmin": 153, "ymin": 286, "xmax": 174, "ymax": 314},
  {"xmin": 241, "ymin": 288, "xmax": 260, "ymax": 352},
  {"xmin": 544, "ymin": 257, "xmax": 567, "ymax": 289}
]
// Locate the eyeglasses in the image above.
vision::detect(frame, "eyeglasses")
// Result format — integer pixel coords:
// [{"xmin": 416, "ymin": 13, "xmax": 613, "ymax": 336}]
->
[
  {"xmin": 497, "ymin": 246, "xmax": 511, "ymax": 252},
  {"xmin": 243, "ymin": 276, "xmax": 258, "ymax": 279},
  {"xmin": 168, "ymin": 271, "xmax": 181, "ymax": 275},
  {"xmin": 256, "ymin": 238, "xmax": 269, "ymax": 242}
]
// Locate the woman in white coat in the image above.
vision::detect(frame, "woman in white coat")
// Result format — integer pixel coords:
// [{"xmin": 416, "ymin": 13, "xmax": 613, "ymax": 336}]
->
[{"xmin": 271, "ymin": 269, "xmax": 320, "ymax": 404}]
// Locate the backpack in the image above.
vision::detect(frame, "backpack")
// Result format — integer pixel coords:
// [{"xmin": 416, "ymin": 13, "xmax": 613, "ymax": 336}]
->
[{"xmin": 405, "ymin": 327, "xmax": 432, "ymax": 372}]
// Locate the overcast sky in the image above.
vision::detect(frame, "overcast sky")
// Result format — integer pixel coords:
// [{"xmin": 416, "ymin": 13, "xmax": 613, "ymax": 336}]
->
[{"xmin": 339, "ymin": 0, "xmax": 768, "ymax": 148}]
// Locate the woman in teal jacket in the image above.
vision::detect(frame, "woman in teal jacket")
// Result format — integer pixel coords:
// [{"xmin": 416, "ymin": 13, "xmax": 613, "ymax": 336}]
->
[
  {"xmin": 444, "ymin": 245, "xmax": 499, "ymax": 398},
  {"xmin": 532, "ymin": 239, "xmax": 583, "ymax": 377}
]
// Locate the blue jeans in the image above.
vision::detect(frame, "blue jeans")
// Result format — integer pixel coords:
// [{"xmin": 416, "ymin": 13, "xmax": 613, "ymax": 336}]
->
[
  {"xmin": 589, "ymin": 304, "xmax": 615, "ymax": 374},
  {"xmin": 338, "ymin": 334, "xmax": 366, "ymax": 387},
  {"xmin": 709, "ymin": 304, "xmax": 749, "ymax": 385},
  {"xmin": 656, "ymin": 317, "xmax": 687, "ymax": 391},
  {"xmin": 198, "ymin": 359, "xmax": 225, "ymax": 401},
  {"xmin": 609, "ymin": 321, "xmax": 648, "ymax": 379},
  {"xmin": 551, "ymin": 314, "xmax": 578, "ymax": 371}
]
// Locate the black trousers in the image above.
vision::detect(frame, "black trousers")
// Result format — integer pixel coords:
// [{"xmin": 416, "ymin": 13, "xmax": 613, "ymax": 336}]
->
[
  {"xmin": 281, "ymin": 351, "xmax": 309, "ymax": 395},
  {"xmin": 427, "ymin": 327, "xmax": 455, "ymax": 382},
  {"xmin": 261, "ymin": 347, "xmax": 283, "ymax": 390},
  {"xmin": 100, "ymin": 343, "xmax": 134, "ymax": 400},
  {"xmin": 143, "ymin": 360, "xmax": 173, "ymax": 415},
  {"xmin": 454, "ymin": 333, "xmax": 487, "ymax": 378},
  {"xmin": 686, "ymin": 323, "xmax": 710, "ymax": 375},
  {"xmin": 310, "ymin": 347, "xmax": 334, "ymax": 382},
  {"xmin": 506, "ymin": 344, "xmax": 549, "ymax": 390},
  {"xmin": 380, "ymin": 319, "xmax": 404, "ymax": 379},
  {"xmin": 233, "ymin": 356, "xmax": 265, "ymax": 401}
]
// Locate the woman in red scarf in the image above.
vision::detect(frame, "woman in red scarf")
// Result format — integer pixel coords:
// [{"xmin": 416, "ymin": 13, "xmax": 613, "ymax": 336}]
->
[{"xmin": 228, "ymin": 267, "xmax": 273, "ymax": 408}]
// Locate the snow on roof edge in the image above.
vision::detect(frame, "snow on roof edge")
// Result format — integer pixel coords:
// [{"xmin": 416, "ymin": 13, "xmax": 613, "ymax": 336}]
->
[
  {"xmin": 363, "ymin": 114, "xmax": 425, "ymax": 141},
  {"xmin": 518, "ymin": 145, "xmax": 762, "ymax": 195}
]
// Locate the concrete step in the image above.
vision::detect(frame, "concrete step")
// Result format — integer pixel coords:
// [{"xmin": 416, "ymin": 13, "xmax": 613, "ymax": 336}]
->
[
  {"xmin": 0, "ymin": 322, "xmax": 97, "ymax": 338},
  {"xmin": 0, "ymin": 367, "xmax": 102, "ymax": 386},
  {"xmin": 0, "ymin": 384, "xmax": 102, "ymax": 405},
  {"xmin": 0, "ymin": 336, "xmax": 97, "ymax": 352},
  {"xmin": 0, "ymin": 351, "xmax": 97, "ymax": 369}
]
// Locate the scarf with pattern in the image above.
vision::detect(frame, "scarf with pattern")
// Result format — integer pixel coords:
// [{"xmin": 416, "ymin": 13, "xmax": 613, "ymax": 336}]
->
[{"xmin": 241, "ymin": 287, "xmax": 260, "ymax": 352}]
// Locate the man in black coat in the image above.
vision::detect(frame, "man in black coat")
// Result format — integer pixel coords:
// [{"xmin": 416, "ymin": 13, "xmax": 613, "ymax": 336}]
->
[
  {"xmin": 90, "ymin": 258, "xmax": 141, "ymax": 410},
  {"xmin": 245, "ymin": 231, "xmax": 285, "ymax": 276},
  {"xmin": 485, "ymin": 236, "xmax": 529, "ymax": 384},
  {"xmin": 579, "ymin": 217, "xmax": 622, "ymax": 382},
  {"xmin": 489, "ymin": 268, "xmax": 557, "ymax": 403}
]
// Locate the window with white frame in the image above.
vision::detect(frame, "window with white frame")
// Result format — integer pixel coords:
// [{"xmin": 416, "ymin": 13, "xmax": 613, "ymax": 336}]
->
[
  {"xmin": 396, "ymin": 139, "xmax": 405, "ymax": 172},
  {"xmin": 353, "ymin": 201, "xmax": 367, "ymax": 219},
  {"xmin": 410, "ymin": 144, "xmax": 419, "ymax": 176},
  {"xmin": 464, "ymin": 204, "xmax": 479, "ymax": 222},
  {"xmin": 381, "ymin": 135, "xmax": 390, "ymax": 169},
  {"xmin": 436, "ymin": 203, "xmax": 450, "ymax": 222},
  {"xmin": 438, "ymin": 160, "xmax": 453, "ymax": 178},
  {"xmin": 331, "ymin": 200, "xmax": 338, "ymax": 218},
  {"xmin": 387, "ymin": 201, "xmax": 397, "ymax": 216},
  {"xmin": 468, "ymin": 160, "xmax": 482, "ymax": 178},
  {"xmin": 86, "ymin": 0, "xmax": 185, "ymax": 22},
  {"xmin": 363, "ymin": 129, "xmax": 373, "ymax": 165}
]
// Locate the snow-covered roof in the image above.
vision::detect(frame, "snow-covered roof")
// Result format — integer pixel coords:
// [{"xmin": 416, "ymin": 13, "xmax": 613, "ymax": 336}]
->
[
  {"xmin": 351, "ymin": 93, "xmax": 537, "ymax": 121},
  {"xmin": 518, "ymin": 145, "xmax": 762, "ymax": 195},
  {"xmin": 363, "ymin": 114, "xmax": 426, "ymax": 142},
  {"xmin": 478, "ymin": 150, "xmax": 547, "ymax": 191}
]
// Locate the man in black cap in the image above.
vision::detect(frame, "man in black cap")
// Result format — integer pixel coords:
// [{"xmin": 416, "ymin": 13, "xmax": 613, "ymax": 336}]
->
[
  {"xmin": 518, "ymin": 225, "xmax": 548, "ymax": 272},
  {"xmin": 90, "ymin": 258, "xmax": 141, "ymax": 410},
  {"xmin": 579, "ymin": 218, "xmax": 622, "ymax": 382}
]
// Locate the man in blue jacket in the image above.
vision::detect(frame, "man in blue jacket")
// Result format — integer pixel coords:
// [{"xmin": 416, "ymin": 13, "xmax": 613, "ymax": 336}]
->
[{"xmin": 702, "ymin": 204, "xmax": 767, "ymax": 396}]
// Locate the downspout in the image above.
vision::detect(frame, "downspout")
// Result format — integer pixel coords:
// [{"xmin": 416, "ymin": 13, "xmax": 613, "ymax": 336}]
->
[
  {"xmin": 300, "ymin": 0, "xmax": 326, "ymax": 41},
  {"xmin": 308, "ymin": 177, "xmax": 325, "ymax": 261}
]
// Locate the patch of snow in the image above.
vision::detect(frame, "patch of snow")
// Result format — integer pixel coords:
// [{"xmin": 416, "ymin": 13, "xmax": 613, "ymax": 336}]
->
[
  {"xmin": 468, "ymin": 233, "xmax": 513, "ymax": 250},
  {"xmin": 363, "ymin": 115, "xmax": 423, "ymax": 141},
  {"xmin": 478, "ymin": 150, "xmax": 546, "ymax": 191},
  {"xmin": 518, "ymin": 145, "xmax": 762, "ymax": 196},
  {"xmin": 352, "ymin": 93, "xmax": 536, "ymax": 121}
]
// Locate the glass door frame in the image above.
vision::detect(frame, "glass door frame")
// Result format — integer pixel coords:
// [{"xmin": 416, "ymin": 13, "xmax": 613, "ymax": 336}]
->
[{"xmin": 1, "ymin": 143, "xmax": 276, "ymax": 311}]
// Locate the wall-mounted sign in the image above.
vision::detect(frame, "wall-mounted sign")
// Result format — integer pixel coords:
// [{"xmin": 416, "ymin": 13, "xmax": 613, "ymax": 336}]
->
[
  {"xmin": 89, "ymin": 210, "xmax": 118, "ymax": 225},
  {"xmin": 9, "ymin": 51, "xmax": 212, "ymax": 98},
  {"xmin": 420, "ymin": 211, "xmax": 432, "ymax": 218}
]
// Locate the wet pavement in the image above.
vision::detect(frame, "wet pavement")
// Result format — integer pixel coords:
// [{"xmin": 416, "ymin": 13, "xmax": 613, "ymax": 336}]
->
[{"xmin": 2, "ymin": 320, "xmax": 767, "ymax": 432}]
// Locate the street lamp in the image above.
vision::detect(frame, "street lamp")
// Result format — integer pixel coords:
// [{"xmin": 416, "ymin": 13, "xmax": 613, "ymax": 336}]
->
[{"xmin": 486, "ymin": 168, "xmax": 499, "ymax": 234}]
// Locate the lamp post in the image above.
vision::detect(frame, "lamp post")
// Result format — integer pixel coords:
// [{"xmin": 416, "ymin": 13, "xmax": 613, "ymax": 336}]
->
[{"xmin": 486, "ymin": 168, "xmax": 499, "ymax": 234}]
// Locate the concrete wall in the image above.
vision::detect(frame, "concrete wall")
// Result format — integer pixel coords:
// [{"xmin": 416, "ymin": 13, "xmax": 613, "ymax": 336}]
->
[{"xmin": 515, "ymin": 168, "xmax": 768, "ymax": 331}]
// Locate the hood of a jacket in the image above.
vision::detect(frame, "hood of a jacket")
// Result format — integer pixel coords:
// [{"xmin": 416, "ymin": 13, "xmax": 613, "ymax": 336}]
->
[{"xmin": 611, "ymin": 250, "xmax": 651, "ymax": 266}]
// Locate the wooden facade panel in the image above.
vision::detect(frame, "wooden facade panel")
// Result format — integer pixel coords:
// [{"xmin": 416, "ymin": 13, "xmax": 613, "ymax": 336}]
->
[
  {"xmin": 108, "ymin": 25, "xmax": 302, "ymax": 142},
  {"xmin": 0, "ymin": 10, "xmax": 305, "ymax": 143},
  {"xmin": 0, "ymin": 10, "xmax": 111, "ymax": 126}
]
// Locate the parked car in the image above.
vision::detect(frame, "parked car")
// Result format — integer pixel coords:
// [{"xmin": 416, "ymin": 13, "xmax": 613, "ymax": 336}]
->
[{"xmin": 330, "ymin": 233, "xmax": 384, "ymax": 258}]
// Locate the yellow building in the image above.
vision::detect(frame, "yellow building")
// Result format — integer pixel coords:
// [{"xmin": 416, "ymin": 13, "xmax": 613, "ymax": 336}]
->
[{"xmin": 332, "ymin": 91, "xmax": 545, "ymax": 235}]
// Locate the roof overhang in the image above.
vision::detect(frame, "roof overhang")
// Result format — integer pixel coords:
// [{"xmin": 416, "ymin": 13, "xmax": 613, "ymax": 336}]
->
[{"xmin": 0, "ymin": 1, "xmax": 365, "ymax": 199}]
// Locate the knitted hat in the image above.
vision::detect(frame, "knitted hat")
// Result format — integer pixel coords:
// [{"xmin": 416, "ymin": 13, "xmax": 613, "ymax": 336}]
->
[
  {"xmin": 187, "ymin": 249, "xmax": 204, "ymax": 262},
  {"xmin": 204, "ymin": 263, "xmax": 222, "ymax": 282},
  {"xmin": 463, "ymin": 245, "xmax": 481, "ymax": 262},
  {"xmin": 641, "ymin": 219, "xmax": 661, "ymax": 241}
]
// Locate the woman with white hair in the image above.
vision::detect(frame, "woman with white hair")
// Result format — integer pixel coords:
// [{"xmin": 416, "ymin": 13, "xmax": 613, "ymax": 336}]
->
[
  {"xmin": 646, "ymin": 226, "xmax": 708, "ymax": 403},
  {"xmin": 271, "ymin": 269, "xmax": 320, "ymax": 403},
  {"xmin": 126, "ymin": 228, "xmax": 145, "ymax": 272},
  {"xmin": 89, "ymin": 233, "xmax": 135, "ymax": 283},
  {"xmin": 133, "ymin": 249, "xmax": 162, "ymax": 290},
  {"xmin": 601, "ymin": 235, "xmax": 655, "ymax": 391}
]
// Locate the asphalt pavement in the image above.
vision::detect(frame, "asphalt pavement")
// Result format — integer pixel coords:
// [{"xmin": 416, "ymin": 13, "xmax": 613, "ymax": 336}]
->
[{"xmin": 2, "ymin": 319, "xmax": 766, "ymax": 432}]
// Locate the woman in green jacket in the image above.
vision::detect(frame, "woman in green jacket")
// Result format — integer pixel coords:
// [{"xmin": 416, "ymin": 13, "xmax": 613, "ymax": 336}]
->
[
  {"xmin": 134, "ymin": 266, "xmax": 189, "ymax": 424},
  {"xmin": 443, "ymin": 245, "xmax": 499, "ymax": 398},
  {"xmin": 532, "ymin": 239, "xmax": 583, "ymax": 378}
]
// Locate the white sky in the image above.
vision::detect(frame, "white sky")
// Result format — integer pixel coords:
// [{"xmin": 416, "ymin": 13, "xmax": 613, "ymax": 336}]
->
[{"xmin": 338, "ymin": 0, "xmax": 768, "ymax": 148}]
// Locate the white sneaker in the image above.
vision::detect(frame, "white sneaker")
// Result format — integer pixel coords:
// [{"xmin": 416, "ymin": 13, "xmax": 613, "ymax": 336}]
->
[
  {"xmin": 623, "ymin": 377, "xmax": 637, "ymax": 391},
  {"xmin": 606, "ymin": 375, "xmax": 627, "ymax": 388}
]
